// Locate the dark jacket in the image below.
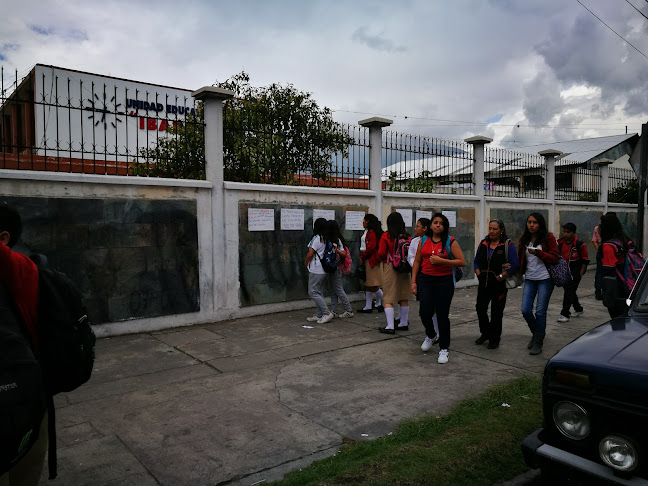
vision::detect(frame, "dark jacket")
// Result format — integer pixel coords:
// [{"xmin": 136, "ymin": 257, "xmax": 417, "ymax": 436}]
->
[{"xmin": 474, "ymin": 238, "xmax": 519, "ymax": 288}]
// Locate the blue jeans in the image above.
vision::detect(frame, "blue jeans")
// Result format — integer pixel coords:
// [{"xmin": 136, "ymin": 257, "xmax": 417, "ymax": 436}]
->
[{"xmin": 521, "ymin": 278, "xmax": 554, "ymax": 336}]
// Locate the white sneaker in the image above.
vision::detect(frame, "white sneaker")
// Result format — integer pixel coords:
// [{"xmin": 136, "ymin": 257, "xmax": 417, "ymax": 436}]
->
[
  {"xmin": 338, "ymin": 311, "xmax": 354, "ymax": 318},
  {"xmin": 430, "ymin": 334, "xmax": 440, "ymax": 345},
  {"xmin": 317, "ymin": 313, "xmax": 334, "ymax": 324},
  {"xmin": 438, "ymin": 349, "xmax": 449, "ymax": 364},
  {"xmin": 330, "ymin": 311, "xmax": 339, "ymax": 318},
  {"xmin": 557, "ymin": 315, "xmax": 569, "ymax": 323},
  {"xmin": 421, "ymin": 336, "xmax": 434, "ymax": 352},
  {"xmin": 306, "ymin": 315, "xmax": 320, "ymax": 322},
  {"xmin": 571, "ymin": 310, "xmax": 583, "ymax": 318}
]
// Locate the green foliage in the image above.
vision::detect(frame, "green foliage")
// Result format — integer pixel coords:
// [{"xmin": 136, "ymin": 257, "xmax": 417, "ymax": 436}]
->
[
  {"xmin": 609, "ymin": 178, "xmax": 639, "ymax": 204},
  {"xmin": 131, "ymin": 72, "xmax": 352, "ymax": 182},
  {"xmin": 578, "ymin": 192, "xmax": 599, "ymax": 202},
  {"xmin": 218, "ymin": 72, "xmax": 353, "ymax": 184},
  {"xmin": 387, "ymin": 170, "xmax": 437, "ymax": 193},
  {"xmin": 131, "ymin": 110, "xmax": 206, "ymax": 179}
]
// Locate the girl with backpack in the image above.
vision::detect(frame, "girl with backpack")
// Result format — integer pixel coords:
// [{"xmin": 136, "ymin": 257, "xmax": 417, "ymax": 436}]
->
[
  {"xmin": 305, "ymin": 218, "xmax": 335, "ymax": 324},
  {"xmin": 473, "ymin": 219, "xmax": 518, "ymax": 349},
  {"xmin": 377, "ymin": 212, "xmax": 411, "ymax": 334},
  {"xmin": 324, "ymin": 220, "xmax": 354, "ymax": 319},
  {"xmin": 358, "ymin": 214, "xmax": 384, "ymax": 313},
  {"xmin": 411, "ymin": 213, "xmax": 465, "ymax": 364},
  {"xmin": 599, "ymin": 212, "xmax": 633, "ymax": 318},
  {"xmin": 517, "ymin": 212, "xmax": 559, "ymax": 355}
]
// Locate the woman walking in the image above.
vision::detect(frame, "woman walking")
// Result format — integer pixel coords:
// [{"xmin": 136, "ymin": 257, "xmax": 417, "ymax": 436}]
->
[
  {"xmin": 358, "ymin": 214, "xmax": 384, "ymax": 313},
  {"xmin": 599, "ymin": 212, "xmax": 633, "ymax": 318},
  {"xmin": 407, "ymin": 217, "xmax": 439, "ymax": 344},
  {"xmin": 304, "ymin": 218, "xmax": 334, "ymax": 324},
  {"xmin": 411, "ymin": 213, "xmax": 466, "ymax": 364},
  {"xmin": 517, "ymin": 212, "xmax": 559, "ymax": 355},
  {"xmin": 325, "ymin": 220, "xmax": 354, "ymax": 319},
  {"xmin": 377, "ymin": 212, "xmax": 411, "ymax": 334},
  {"xmin": 474, "ymin": 219, "xmax": 518, "ymax": 349}
]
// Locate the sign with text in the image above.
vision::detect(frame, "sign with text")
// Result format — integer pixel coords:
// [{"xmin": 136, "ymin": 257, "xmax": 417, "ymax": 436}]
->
[
  {"xmin": 280, "ymin": 208, "xmax": 305, "ymax": 230},
  {"xmin": 313, "ymin": 209, "xmax": 335, "ymax": 226},
  {"xmin": 248, "ymin": 208, "xmax": 275, "ymax": 231},
  {"xmin": 396, "ymin": 209, "xmax": 413, "ymax": 227},
  {"xmin": 442, "ymin": 210, "xmax": 457, "ymax": 228},
  {"xmin": 345, "ymin": 211, "xmax": 365, "ymax": 231}
]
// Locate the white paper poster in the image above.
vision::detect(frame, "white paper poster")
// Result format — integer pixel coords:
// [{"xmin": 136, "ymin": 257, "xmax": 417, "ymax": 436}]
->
[
  {"xmin": 248, "ymin": 208, "xmax": 275, "ymax": 231},
  {"xmin": 396, "ymin": 209, "xmax": 413, "ymax": 227},
  {"xmin": 313, "ymin": 209, "xmax": 335, "ymax": 226},
  {"xmin": 416, "ymin": 210, "xmax": 432, "ymax": 223},
  {"xmin": 443, "ymin": 210, "xmax": 457, "ymax": 228},
  {"xmin": 345, "ymin": 211, "xmax": 365, "ymax": 231},
  {"xmin": 280, "ymin": 208, "xmax": 305, "ymax": 230}
]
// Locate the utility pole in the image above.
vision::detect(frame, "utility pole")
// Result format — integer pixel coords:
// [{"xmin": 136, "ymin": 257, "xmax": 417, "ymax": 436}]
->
[{"xmin": 638, "ymin": 123, "xmax": 648, "ymax": 254}]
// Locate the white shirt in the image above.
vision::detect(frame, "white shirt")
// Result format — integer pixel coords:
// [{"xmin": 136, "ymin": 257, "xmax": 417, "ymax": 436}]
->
[
  {"xmin": 408, "ymin": 236, "xmax": 421, "ymax": 267},
  {"xmin": 307, "ymin": 235, "xmax": 326, "ymax": 274},
  {"xmin": 525, "ymin": 243, "xmax": 550, "ymax": 280},
  {"xmin": 360, "ymin": 230, "xmax": 368, "ymax": 252}
]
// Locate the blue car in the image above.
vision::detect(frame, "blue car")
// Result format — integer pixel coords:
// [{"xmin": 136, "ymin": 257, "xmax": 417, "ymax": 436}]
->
[{"xmin": 521, "ymin": 271, "xmax": 648, "ymax": 484}]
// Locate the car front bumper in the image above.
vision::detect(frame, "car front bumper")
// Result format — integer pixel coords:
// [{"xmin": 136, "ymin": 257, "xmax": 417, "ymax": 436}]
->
[{"xmin": 522, "ymin": 429, "xmax": 648, "ymax": 486}]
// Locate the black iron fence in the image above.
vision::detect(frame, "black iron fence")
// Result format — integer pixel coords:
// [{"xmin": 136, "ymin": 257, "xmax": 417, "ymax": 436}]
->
[
  {"xmin": 555, "ymin": 163, "xmax": 601, "ymax": 202},
  {"xmin": 484, "ymin": 146, "xmax": 546, "ymax": 198},
  {"xmin": 608, "ymin": 166, "xmax": 637, "ymax": 203},
  {"xmin": 383, "ymin": 131, "xmax": 474, "ymax": 194},
  {"xmin": 0, "ymin": 66, "xmax": 202, "ymax": 178}
]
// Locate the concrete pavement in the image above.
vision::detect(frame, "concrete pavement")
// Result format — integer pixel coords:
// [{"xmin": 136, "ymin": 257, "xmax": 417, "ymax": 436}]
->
[{"xmin": 40, "ymin": 272, "xmax": 608, "ymax": 486}]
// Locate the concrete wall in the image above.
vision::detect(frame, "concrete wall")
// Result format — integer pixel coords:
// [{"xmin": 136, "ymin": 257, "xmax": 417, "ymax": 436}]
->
[{"xmin": 1, "ymin": 168, "xmax": 640, "ymax": 337}]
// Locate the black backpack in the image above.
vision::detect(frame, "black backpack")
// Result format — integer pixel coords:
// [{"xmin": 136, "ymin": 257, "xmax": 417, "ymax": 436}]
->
[
  {"xmin": 31, "ymin": 256, "xmax": 96, "ymax": 479},
  {"xmin": 0, "ymin": 283, "xmax": 47, "ymax": 476}
]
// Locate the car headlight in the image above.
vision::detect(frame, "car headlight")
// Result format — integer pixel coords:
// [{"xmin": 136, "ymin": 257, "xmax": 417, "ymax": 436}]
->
[
  {"xmin": 553, "ymin": 401, "xmax": 590, "ymax": 440},
  {"xmin": 599, "ymin": 435, "xmax": 638, "ymax": 472}
]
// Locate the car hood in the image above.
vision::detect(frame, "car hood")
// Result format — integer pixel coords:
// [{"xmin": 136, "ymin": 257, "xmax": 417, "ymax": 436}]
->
[{"xmin": 547, "ymin": 318, "xmax": 648, "ymax": 393}]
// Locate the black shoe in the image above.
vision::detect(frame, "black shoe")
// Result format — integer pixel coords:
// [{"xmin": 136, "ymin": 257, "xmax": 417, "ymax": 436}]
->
[
  {"xmin": 395, "ymin": 325, "xmax": 409, "ymax": 331},
  {"xmin": 358, "ymin": 308, "xmax": 373, "ymax": 313},
  {"xmin": 475, "ymin": 335, "xmax": 489, "ymax": 345},
  {"xmin": 378, "ymin": 327, "xmax": 395, "ymax": 335},
  {"xmin": 595, "ymin": 292, "xmax": 602, "ymax": 301},
  {"xmin": 487, "ymin": 340, "xmax": 500, "ymax": 349},
  {"xmin": 395, "ymin": 318, "xmax": 401, "ymax": 325},
  {"xmin": 375, "ymin": 305, "xmax": 384, "ymax": 313}
]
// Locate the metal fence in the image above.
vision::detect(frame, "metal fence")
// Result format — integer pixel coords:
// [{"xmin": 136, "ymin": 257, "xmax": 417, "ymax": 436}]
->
[
  {"xmin": 382, "ymin": 131, "xmax": 474, "ymax": 195},
  {"xmin": 555, "ymin": 163, "xmax": 601, "ymax": 202},
  {"xmin": 608, "ymin": 166, "xmax": 637, "ymax": 203},
  {"xmin": 484, "ymin": 146, "xmax": 547, "ymax": 198},
  {"xmin": 0, "ymin": 66, "xmax": 202, "ymax": 178}
]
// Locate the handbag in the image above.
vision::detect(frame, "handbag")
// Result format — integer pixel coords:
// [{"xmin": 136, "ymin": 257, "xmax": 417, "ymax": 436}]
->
[
  {"xmin": 549, "ymin": 257, "xmax": 572, "ymax": 287},
  {"xmin": 354, "ymin": 262, "xmax": 366, "ymax": 280}
]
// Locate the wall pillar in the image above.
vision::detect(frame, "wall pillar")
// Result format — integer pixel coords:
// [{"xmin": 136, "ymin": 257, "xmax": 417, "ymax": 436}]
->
[
  {"xmin": 465, "ymin": 136, "xmax": 492, "ymax": 246},
  {"xmin": 359, "ymin": 117, "xmax": 392, "ymax": 222},
  {"xmin": 593, "ymin": 158, "xmax": 613, "ymax": 213},
  {"xmin": 192, "ymin": 86, "xmax": 234, "ymax": 311},
  {"xmin": 539, "ymin": 149, "xmax": 562, "ymax": 233}
]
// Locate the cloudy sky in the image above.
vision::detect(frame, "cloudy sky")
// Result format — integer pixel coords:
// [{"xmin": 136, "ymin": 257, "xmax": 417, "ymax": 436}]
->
[{"xmin": 2, "ymin": 0, "xmax": 648, "ymax": 148}]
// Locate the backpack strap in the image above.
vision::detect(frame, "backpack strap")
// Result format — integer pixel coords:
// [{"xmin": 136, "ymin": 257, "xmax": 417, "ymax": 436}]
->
[{"xmin": 504, "ymin": 239, "xmax": 511, "ymax": 262}]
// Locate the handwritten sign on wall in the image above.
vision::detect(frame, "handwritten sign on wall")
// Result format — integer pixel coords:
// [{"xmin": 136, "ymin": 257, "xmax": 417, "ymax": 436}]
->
[
  {"xmin": 396, "ymin": 209, "xmax": 413, "ymax": 227},
  {"xmin": 345, "ymin": 211, "xmax": 365, "ymax": 231},
  {"xmin": 313, "ymin": 209, "xmax": 335, "ymax": 226},
  {"xmin": 248, "ymin": 208, "xmax": 275, "ymax": 231},
  {"xmin": 280, "ymin": 208, "xmax": 305, "ymax": 230}
]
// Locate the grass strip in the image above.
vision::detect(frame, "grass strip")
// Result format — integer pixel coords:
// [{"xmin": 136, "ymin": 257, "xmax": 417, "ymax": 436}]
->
[{"xmin": 271, "ymin": 374, "xmax": 542, "ymax": 486}]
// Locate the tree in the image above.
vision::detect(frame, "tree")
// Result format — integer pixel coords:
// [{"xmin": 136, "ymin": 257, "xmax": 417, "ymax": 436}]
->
[
  {"xmin": 131, "ymin": 72, "xmax": 352, "ymax": 182},
  {"xmin": 609, "ymin": 178, "xmax": 639, "ymax": 203}
]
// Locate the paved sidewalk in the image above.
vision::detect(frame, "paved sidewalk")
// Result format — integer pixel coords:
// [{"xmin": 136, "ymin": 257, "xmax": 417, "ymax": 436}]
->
[{"xmin": 41, "ymin": 273, "xmax": 607, "ymax": 486}]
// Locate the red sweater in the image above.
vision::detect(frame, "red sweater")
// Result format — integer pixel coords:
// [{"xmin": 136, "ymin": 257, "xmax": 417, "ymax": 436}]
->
[
  {"xmin": 517, "ymin": 233, "xmax": 559, "ymax": 275},
  {"xmin": 360, "ymin": 230, "xmax": 380, "ymax": 267},
  {"xmin": 0, "ymin": 242, "xmax": 39, "ymax": 345}
]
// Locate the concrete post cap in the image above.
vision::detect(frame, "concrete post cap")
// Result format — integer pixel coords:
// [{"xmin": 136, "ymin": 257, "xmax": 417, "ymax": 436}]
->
[
  {"xmin": 464, "ymin": 136, "xmax": 493, "ymax": 144},
  {"xmin": 192, "ymin": 86, "xmax": 235, "ymax": 101},
  {"xmin": 358, "ymin": 117, "xmax": 393, "ymax": 128}
]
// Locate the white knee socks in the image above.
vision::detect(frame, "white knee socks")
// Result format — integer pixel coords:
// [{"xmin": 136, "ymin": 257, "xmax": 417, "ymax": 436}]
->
[
  {"xmin": 374, "ymin": 289, "xmax": 383, "ymax": 307},
  {"xmin": 364, "ymin": 292, "xmax": 373, "ymax": 310},
  {"xmin": 384, "ymin": 307, "xmax": 395, "ymax": 329},
  {"xmin": 398, "ymin": 306, "xmax": 409, "ymax": 328}
]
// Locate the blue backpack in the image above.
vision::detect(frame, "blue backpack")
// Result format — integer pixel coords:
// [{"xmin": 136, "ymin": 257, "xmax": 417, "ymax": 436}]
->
[{"xmin": 318, "ymin": 240, "xmax": 340, "ymax": 273}]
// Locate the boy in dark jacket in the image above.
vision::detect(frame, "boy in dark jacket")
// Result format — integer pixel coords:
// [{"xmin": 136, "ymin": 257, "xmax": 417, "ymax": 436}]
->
[{"xmin": 557, "ymin": 223, "xmax": 589, "ymax": 322}]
